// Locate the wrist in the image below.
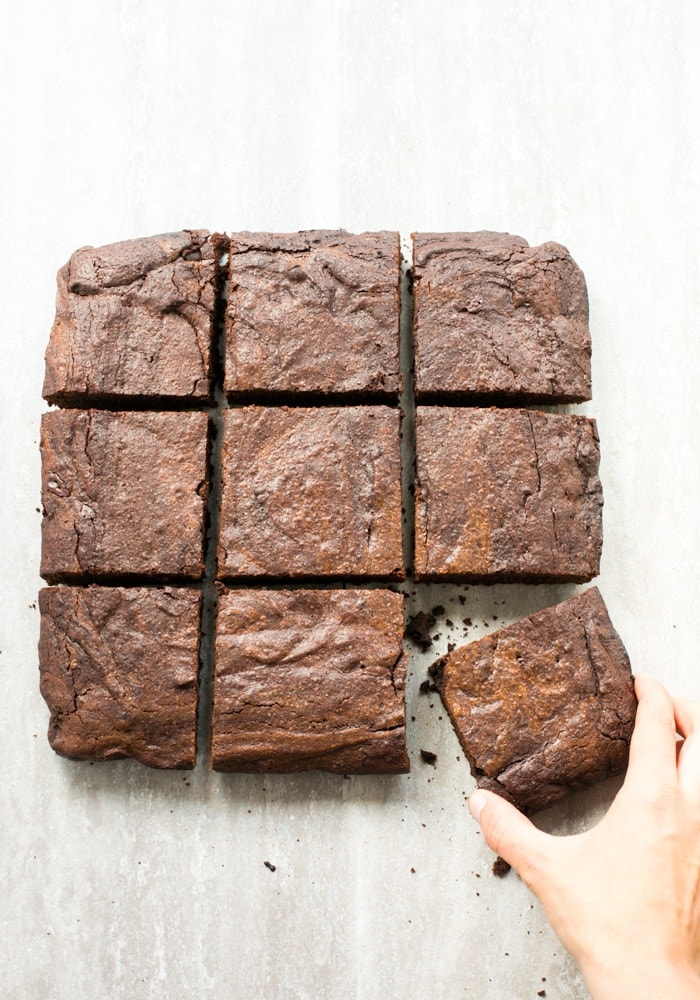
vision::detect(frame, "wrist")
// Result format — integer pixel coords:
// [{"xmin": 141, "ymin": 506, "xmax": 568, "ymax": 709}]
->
[{"xmin": 582, "ymin": 955, "xmax": 700, "ymax": 1000}]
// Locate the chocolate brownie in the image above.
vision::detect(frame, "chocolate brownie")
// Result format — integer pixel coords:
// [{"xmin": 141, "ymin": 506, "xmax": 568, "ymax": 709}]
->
[
  {"xmin": 412, "ymin": 232, "xmax": 591, "ymax": 402},
  {"xmin": 41, "ymin": 410, "xmax": 208, "ymax": 582},
  {"xmin": 211, "ymin": 588, "xmax": 409, "ymax": 773},
  {"xmin": 217, "ymin": 406, "xmax": 403, "ymax": 579},
  {"xmin": 38, "ymin": 586, "xmax": 201, "ymax": 768},
  {"xmin": 225, "ymin": 231, "xmax": 401, "ymax": 398},
  {"xmin": 43, "ymin": 230, "xmax": 221, "ymax": 406},
  {"xmin": 429, "ymin": 588, "xmax": 636, "ymax": 812},
  {"xmin": 414, "ymin": 407, "xmax": 603, "ymax": 582}
]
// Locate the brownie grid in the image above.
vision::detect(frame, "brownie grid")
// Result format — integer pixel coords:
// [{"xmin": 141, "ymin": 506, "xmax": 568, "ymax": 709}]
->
[{"xmin": 39, "ymin": 229, "xmax": 623, "ymax": 797}]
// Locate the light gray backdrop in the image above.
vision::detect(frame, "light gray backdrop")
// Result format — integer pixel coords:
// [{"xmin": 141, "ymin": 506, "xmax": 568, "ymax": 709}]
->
[{"xmin": 1, "ymin": 2, "xmax": 699, "ymax": 997}]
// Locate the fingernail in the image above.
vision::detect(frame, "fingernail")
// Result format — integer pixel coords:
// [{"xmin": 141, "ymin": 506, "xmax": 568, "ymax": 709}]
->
[{"xmin": 468, "ymin": 789, "xmax": 487, "ymax": 821}]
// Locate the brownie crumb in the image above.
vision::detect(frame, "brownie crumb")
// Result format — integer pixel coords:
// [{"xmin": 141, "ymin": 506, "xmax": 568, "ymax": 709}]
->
[
  {"xmin": 537, "ymin": 991, "xmax": 546, "ymax": 997},
  {"xmin": 419, "ymin": 679, "xmax": 431, "ymax": 695},
  {"xmin": 462, "ymin": 617, "xmax": 472, "ymax": 627},
  {"xmin": 431, "ymin": 604, "xmax": 445, "ymax": 617},
  {"xmin": 420, "ymin": 749, "xmax": 437, "ymax": 766},
  {"xmin": 264, "ymin": 861, "xmax": 276, "ymax": 872},
  {"xmin": 492, "ymin": 856, "xmax": 511, "ymax": 877},
  {"xmin": 447, "ymin": 642, "xmax": 455, "ymax": 652},
  {"xmin": 406, "ymin": 611, "xmax": 437, "ymax": 651}
]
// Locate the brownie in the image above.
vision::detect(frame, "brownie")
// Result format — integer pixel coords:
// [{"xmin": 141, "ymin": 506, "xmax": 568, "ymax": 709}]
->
[
  {"xmin": 211, "ymin": 588, "xmax": 409, "ymax": 773},
  {"xmin": 217, "ymin": 406, "xmax": 403, "ymax": 579},
  {"xmin": 41, "ymin": 410, "xmax": 208, "ymax": 582},
  {"xmin": 43, "ymin": 230, "xmax": 221, "ymax": 406},
  {"xmin": 412, "ymin": 232, "xmax": 591, "ymax": 402},
  {"xmin": 414, "ymin": 407, "xmax": 603, "ymax": 582},
  {"xmin": 38, "ymin": 586, "xmax": 201, "ymax": 768},
  {"xmin": 429, "ymin": 588, "xmax": 636, "ymax": 812},
  {"xmin": 225, "ymin": 231, "xmax": 401, "ymax": 398}
]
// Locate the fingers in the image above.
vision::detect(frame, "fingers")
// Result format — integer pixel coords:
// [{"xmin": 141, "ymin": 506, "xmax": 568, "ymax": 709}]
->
[
  {"xmin": 674, "ymin": 698, "xmax": 700, "ymax": 740},
  {"xmin": 625, "ymin": 673, "xmax": 678, "ymax": 790},
  {"xmin": 673, "ymin": 699, "xmax": 700, "ymax": 800},
  {"xmin": 468, "ymin": 789, "xmax": 554, "ymax": 888}
]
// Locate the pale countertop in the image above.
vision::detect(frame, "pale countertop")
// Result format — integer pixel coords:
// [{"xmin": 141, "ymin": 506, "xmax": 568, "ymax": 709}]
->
[{"xmin": 2, "ymin": 3, "xmax": 700, "ymax": 998}]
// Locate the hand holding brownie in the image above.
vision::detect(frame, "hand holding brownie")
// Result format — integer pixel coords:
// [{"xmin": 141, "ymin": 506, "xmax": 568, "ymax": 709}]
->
[{"xmin": 469, "ymin": 674, "xmax": 700, "ymax": 999}]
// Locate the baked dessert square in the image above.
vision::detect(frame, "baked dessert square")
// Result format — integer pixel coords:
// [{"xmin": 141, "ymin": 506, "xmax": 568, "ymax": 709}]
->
[
  {"xmin": 414, "ymin": 406, "xmax": 603, "ymax": 582},
  {"xmin": 429, "ymin": 587, "xmax": 636, "ymax": 812},
  {"xmin": 43, "ymin": 230, "xmax": 221, "ymax": 406},
  {"xmin": 412, "ymin": 232, "xmax": 591, "ymax": 402},
  {"xmin": 41, "ymin": 410, "xmax": 208, "ymax": 582},
  {"xmin": 211, "ymin": 588, "xmax": 409, "ymax": 773},
  {"xmin": 38, "ymin": 586, "xmax": 201, "ymax": 768},
  {"xmin": 225, "ymin": 231, "xmax": 401, "ymax": 398},
  {"xmin": 217, "ymin": 406, "xmax": 403, "ymax": 580}
]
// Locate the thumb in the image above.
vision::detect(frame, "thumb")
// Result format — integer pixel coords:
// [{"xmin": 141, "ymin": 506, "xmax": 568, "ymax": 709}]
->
[{"xmin": 469, "ymin": 788, "xmax": 552, "ymax": 887}]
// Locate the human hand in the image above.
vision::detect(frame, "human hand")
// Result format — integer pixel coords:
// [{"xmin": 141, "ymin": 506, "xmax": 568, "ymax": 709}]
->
[{"xmin": 468, "ymin": 673, "xmax": 700, "ymax": 999}]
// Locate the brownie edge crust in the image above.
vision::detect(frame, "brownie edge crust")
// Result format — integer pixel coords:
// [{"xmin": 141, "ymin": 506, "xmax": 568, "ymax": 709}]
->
[
  {"xmin": 429, "ymin": 588, "xmax": 636, "ymax": 813},
  {"xmin": 38, "ymin": 586, "xmax": 201, "ymax": 769},
  {"xmin": 211, "ymin": 588, "xmax": 409, "ymax": 773}
]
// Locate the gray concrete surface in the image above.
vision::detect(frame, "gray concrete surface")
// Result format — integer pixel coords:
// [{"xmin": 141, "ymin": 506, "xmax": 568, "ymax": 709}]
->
[{"xmin": 1, "ymin": 2, "xmax": 699, "ymax": 997}]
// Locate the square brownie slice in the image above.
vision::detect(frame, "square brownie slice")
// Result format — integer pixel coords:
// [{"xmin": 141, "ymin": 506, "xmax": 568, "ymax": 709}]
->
[
  {"xmin": 217, "ymin": 406, "xmax": 403, "ymax": 580},
  {"xmin": 41, "ymin": 410, "xmax": 208, "ymax": 582},
  {"xmin": 225, "ymin": 231, "xmax": 401, "ymax": 399},
  {"xmin": 412, "ymin": 232, "xmax": 591, "ymax": 403},
  {"xmin": 211, "ymin": 588, "xmax": 409, "ymax": 773},
  {"xmin": 43, "ymin": 230, "xmax": 222, "ymax": 407},
  {"xmin": 414, "ymin": 407, "xmax": 603, "ymax": 582},
  {"xmin": 429, "ymin": 588, "xmax": 636, "ymax": 812},
  {"xmin": 39, "ymin": 586, "xmax": 201, "ymax": 768}
]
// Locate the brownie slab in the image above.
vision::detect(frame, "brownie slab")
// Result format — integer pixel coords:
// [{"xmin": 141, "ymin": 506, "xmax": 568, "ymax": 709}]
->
[
  {"xmin": 39, "ymin": 586, "xmax": 201, "ymax": 768},
  {"xmin": 413, "ymin": 232, "xmax": 591, "ymax": 402},
  {"xmin": 41, "ymin": 410, "xmax": 208, "ymax": 582},
  {"xmin": 217, "ymin": 406, "xmax": 403, "ymax": 579},
  {"xmin": 212, "ymin": 588, "xmax": 409, "ymax": 773},
  {"xmin": 43, "ymin": 230, "xmax": 220, "ymax": 406},
  {"xmin": 225, "ymin": 231, "xmax": 401, "ymax": 398},
  {"xmin": 414, "ymin": 407, "xmax": 603, "ymax": 582},
  {"xmin": 429, "ymin": 588, "xmax": 636, "ymax": 812}
]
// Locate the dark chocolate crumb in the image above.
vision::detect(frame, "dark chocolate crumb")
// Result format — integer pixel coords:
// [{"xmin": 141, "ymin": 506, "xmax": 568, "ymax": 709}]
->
[
  {"xmin": 420, "ymin": 749, "xmax": 437, "ymax": 766},
  {"xmin": 264, "ymin": 861, "xmax": 276, "ymax": 872},
  {"xmin": 492, "ymin": 856, "xmax": 511, "ymax": 877},
  {"xmin": 445, "ymin": 618, "xmax": 453, "ymax": 627},
  {"xmin": 458, "ymin": 595, "xmax": 466, "ymax": 605},
  {"xmin": 538, "ymin": 991, "xmax": 546, "ymax": 997},
  {"xmin": 419, "ymin": 679, "xmax": 431, "ymax": 695},
  {"xmin": 431, "ymin": 604, "xmax": 445, "ymax": 617},
  {"xmin": 462, "ymin": 617, "xmax": 472, "ymax": 627},
  {"xmin": 447, "ymin": 642, "xmax": 455, "ymax": 653},
  {"xmin": 405, "ymin": 611, "xmax": 437, "ymax": 651},
  {"xmin": 410, "ymin": 867, "xmax": 416, "ymax": 873}
]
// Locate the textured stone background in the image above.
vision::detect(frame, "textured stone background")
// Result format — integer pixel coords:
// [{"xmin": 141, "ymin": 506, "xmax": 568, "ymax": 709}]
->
[{"xmin": 2, "ymin": 2, "xmax": 699, "ymax": 997}]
